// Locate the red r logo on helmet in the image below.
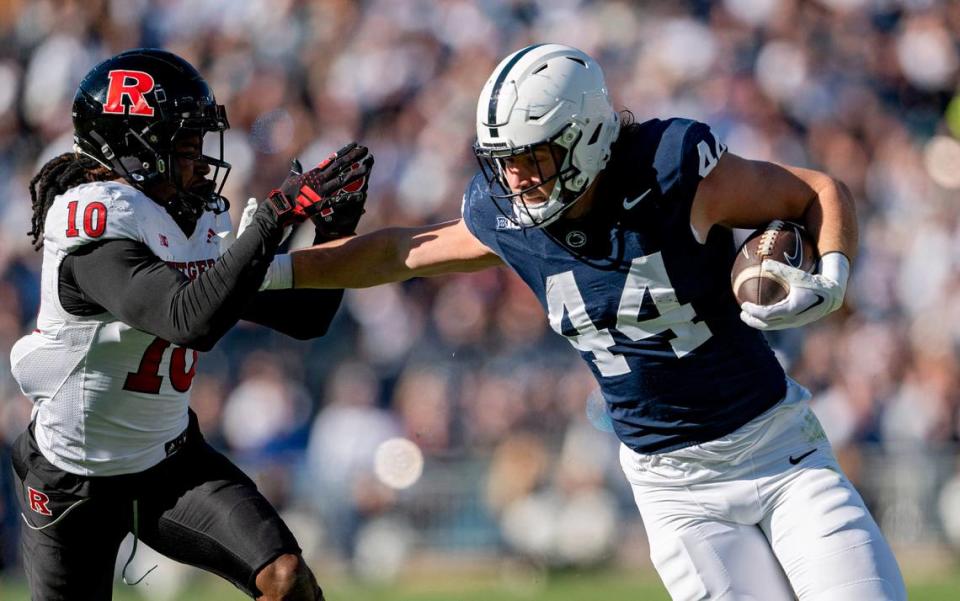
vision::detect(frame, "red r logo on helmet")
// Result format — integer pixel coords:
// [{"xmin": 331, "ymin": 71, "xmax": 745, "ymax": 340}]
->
[{"xmin": 103, "ymin": 69, "xmax": 156, "ymax": 117}]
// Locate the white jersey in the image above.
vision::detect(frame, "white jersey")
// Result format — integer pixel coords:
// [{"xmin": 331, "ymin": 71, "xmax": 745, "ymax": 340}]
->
[{"xmin": 10, "ymin": 181, "xmax": 231, "ymax": 476}]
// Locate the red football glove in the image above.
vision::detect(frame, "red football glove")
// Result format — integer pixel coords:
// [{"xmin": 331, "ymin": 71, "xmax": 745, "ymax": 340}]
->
[{"xmin": 266, "ymin": 143, "xmax": 374, "ymax": 237}]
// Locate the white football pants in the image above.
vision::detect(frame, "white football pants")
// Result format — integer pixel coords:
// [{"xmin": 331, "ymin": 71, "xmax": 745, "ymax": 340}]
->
[{"xmin": 619, "ymin": 379, "xmax": 906, "ymax": 601}]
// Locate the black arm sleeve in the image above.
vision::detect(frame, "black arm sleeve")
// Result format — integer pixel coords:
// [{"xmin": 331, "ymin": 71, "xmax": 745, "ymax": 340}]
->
[
  {"xmin": 240, "ymin": 288, "xmax": 344, "ymax": 339},
  {"xmin": 238, "ymin": 228, "xmax": 346, "ymax": 339},
  {"xmin": 60, "ymin": 207, "xmax": 286, "ymax": 351}
]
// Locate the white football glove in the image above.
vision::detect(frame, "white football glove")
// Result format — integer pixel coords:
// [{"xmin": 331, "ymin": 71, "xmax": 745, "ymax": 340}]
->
[
  {"xmin": 740, "ymin": 252, "xmax": 850, "ymax": 331},
  {"xmin": 236, "ymin": 197, "xmax": 259, "ymax": 238}
]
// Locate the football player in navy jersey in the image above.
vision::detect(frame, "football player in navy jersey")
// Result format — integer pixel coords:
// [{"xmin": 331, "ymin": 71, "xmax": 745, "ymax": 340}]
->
[{"xmin": 289, "ymin": 44, "xmax": 906, "ymax": 600}]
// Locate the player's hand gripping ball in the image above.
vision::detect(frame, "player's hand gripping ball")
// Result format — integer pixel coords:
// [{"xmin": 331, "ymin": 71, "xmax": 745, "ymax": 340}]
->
[
  {"xmin": 732, "ymin": 220, "xmax": 847, "ymax": 331},
  {"xmin": 732, "ymin": 220, "xmax": 818, "ymax": 306}
]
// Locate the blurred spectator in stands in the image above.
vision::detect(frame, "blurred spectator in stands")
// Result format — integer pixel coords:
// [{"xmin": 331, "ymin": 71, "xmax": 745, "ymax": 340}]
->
[{"xmin": 305, "ymin": 360, "xmax": 400, "ymax": 558}]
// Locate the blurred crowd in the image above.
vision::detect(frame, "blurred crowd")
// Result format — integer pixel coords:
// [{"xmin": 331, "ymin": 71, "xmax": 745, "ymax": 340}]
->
[{"xmin": 1, "ymin": 0, "xmax": 960, "ymax": 584}]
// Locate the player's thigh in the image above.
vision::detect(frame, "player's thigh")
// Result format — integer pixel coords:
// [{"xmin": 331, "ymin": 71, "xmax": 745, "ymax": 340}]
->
[
  {"xmin": 19, "ymin": 502, "xmax": 129, "ymax": 601},
  {"xmin": 136, "ymin": 441, "xmax": 301, "ymax": 597},
  {"xmin": 621, "ymin": 444, "xmax": 793, "ymax": 601},
  {"xmin": 764, "ymin": 464, "xmax": 906, "ymax": 601},
  {"xmin": 642, "ymin": 509, "xmax": 794, "ymax": 601},
  {"xmin": 12, "ymin": 430, "xmax": 129, "ymax": 600}
]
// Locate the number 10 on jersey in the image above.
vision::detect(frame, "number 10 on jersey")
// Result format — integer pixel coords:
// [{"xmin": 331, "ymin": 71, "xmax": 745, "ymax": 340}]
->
[
  {"xmin": 546, "ymin": 252, "xmax": 712, "ymax": 377},
  {"xmin": 124, "ymin": 337, "xmax": 198, "ymax": 394}
]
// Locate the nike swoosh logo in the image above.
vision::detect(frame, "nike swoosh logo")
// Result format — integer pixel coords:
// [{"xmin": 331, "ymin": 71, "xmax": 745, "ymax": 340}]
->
[
  {"xmin": 783, "ymin": 232, "xmax": 803, "ymax": 267},
  {"xmin": 623, "ymin": 188, "xmax": 652, "ymax": 210},
  {"xmin": 797, "ymin": 293, "xmax": 826, "ymax": 315},
  {"xmin": 788, "ymin": 448, "xmax": 816, "ymax": 465}
]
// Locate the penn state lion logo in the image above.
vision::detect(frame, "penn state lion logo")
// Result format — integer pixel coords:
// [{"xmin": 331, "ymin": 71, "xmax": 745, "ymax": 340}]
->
[{"xmin": 565, "ymin": 230, "xmax": 587, "ymax": 248}]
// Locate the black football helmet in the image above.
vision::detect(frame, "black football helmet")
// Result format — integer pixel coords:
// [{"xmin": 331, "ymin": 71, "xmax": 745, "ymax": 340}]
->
[{"xmin": 72, "ymin": 48, "xmax": 231, "ymax": 218}]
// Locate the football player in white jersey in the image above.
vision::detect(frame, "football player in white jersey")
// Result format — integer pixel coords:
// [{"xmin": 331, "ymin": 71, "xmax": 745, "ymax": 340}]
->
[
  {"xmin": 287, "ymin": 44, "xmax": 906, "ymax": 600},
  {"xmin": 10, "ymin": 49, "xmax": 372, "ymax": 601}
]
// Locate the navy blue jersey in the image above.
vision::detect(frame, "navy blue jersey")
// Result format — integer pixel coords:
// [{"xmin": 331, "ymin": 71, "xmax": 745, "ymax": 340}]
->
[{"xmin": 462, "ymin": 118, "xmax": 786, "ymax": 454}]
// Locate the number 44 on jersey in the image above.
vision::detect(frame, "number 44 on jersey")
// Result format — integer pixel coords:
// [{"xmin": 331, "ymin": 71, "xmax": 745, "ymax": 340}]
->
[{"xmin": 546, "ymin": 252, "xmax": 712, "ymax": 377}]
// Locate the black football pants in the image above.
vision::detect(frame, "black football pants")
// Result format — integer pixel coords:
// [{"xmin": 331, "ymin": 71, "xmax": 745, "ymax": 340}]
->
[{"xmin": 10, "ymin": 412, "xmax": 301, "ymax": 600}]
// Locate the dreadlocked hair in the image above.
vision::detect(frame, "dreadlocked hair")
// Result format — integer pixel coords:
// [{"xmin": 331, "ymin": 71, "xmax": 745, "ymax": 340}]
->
[{"xmin": 28, "ymin": 153, "xmax": 114, "ymax": 250}]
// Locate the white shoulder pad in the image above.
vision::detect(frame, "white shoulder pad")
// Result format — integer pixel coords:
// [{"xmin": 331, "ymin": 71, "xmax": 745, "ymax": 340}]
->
[{"xmin": 43, "ymin": 181, "xmax": 153, "ymax": 254}]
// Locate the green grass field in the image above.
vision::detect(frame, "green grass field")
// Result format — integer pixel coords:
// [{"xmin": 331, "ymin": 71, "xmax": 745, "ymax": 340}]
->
[{"xmin": 3, "ymin": 569, "xmax": 960, "ymax": 600}]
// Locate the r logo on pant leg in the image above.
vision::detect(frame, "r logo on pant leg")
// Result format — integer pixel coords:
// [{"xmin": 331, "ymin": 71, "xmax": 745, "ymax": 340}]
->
[{"xmin": 27, "ymin": 487, "xmax": 52, "ymax": 516}]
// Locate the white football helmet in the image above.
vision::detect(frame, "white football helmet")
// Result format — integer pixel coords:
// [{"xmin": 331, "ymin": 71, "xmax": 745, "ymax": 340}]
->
[{"xmin": 474, "ymin": 44, "xmax": 620, "ymax": 228}]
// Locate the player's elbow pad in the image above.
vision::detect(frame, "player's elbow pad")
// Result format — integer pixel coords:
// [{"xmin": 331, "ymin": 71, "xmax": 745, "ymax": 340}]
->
[
  {"xmin": 167, "ymin": 332, "xmax": 218, "ymax": 352},
  {"xmin": 164, "ymin": 320, "xmax": 223, "ymax": 351}
]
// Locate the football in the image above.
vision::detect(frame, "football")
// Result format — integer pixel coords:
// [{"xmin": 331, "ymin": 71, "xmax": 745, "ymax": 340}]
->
[{"xmin": 731, "ymin": 220, "xmax": 819, "ymax": 306}]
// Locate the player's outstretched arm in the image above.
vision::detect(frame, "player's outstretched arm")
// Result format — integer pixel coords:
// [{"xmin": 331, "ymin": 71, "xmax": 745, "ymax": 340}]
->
[
  {"xmin": 691, "ymin": 153, "xmax": 856, "ymax": 330},
  {"xmin": 291, "ymin": 219, "xmax": 503, "ymax": 289}
]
